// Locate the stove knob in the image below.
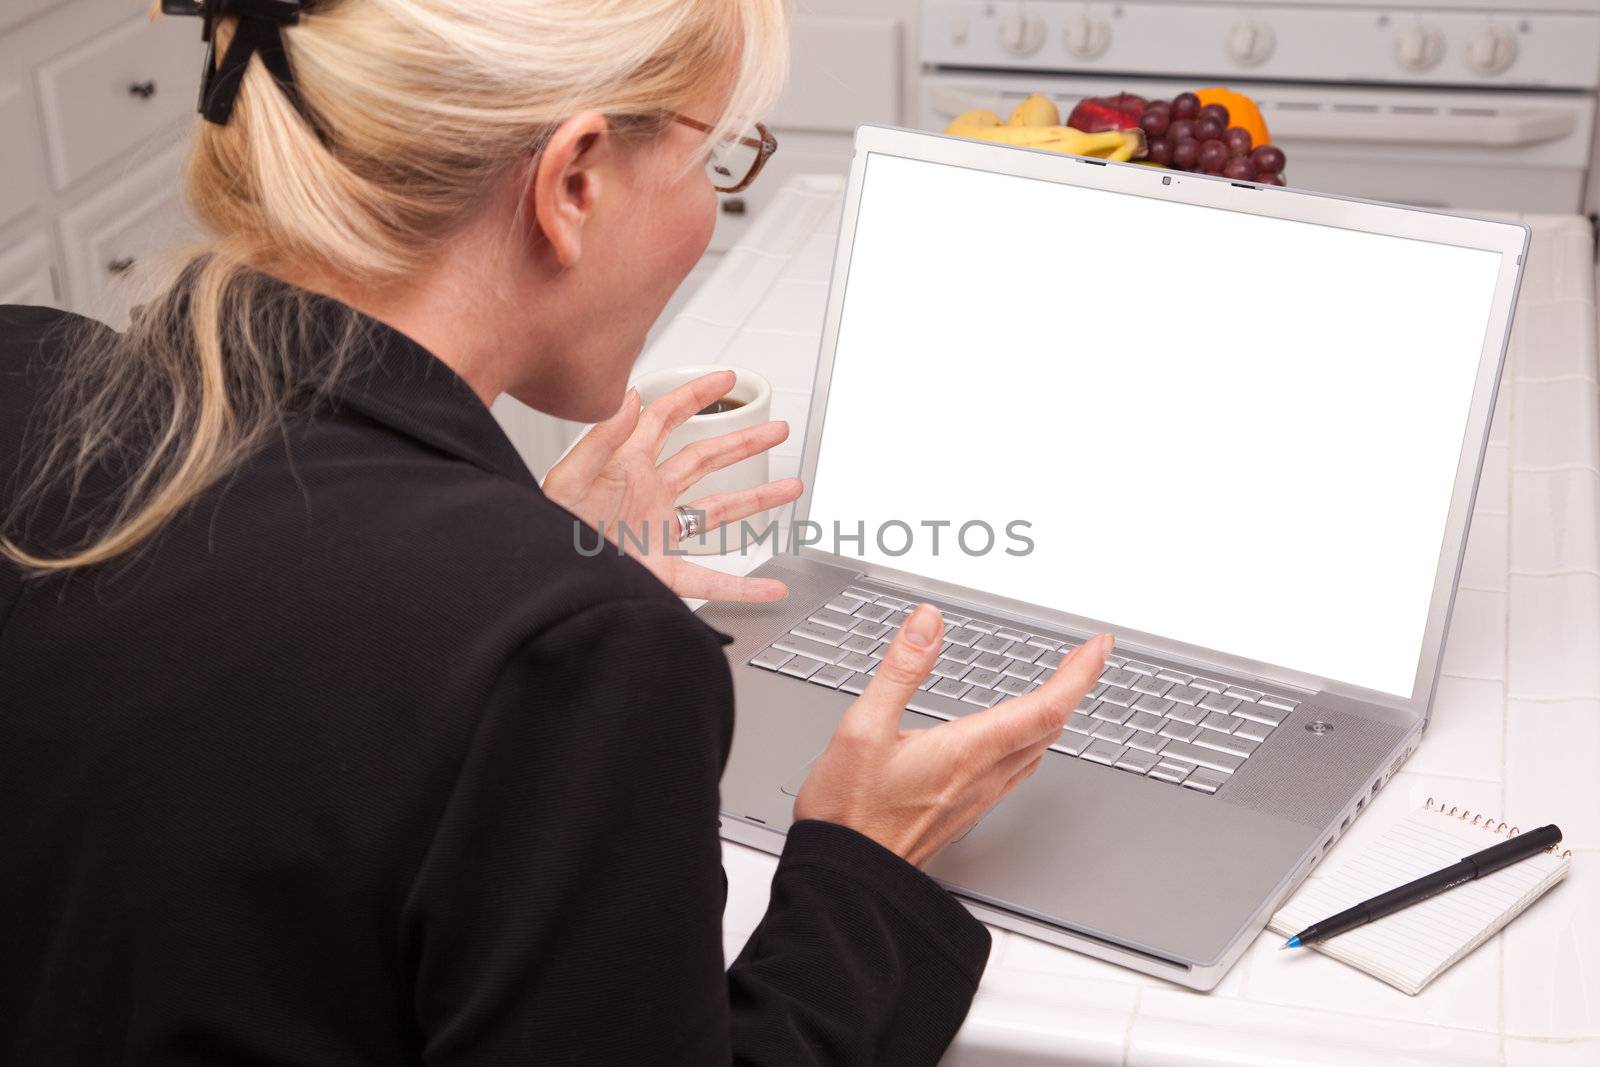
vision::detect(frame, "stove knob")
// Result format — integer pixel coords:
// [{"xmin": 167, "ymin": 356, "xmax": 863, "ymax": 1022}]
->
[
  {"xmin": 1226, "ymin": 21, "xmax": 1275, "ymax": 67},
  {"xmin": 1063, "ymin": 14, "xmax": 1111, "ymax": 59},
  {"xmin": 1467, "ymin": 26, "xmax": 1518, "ymax": 75},
  {"xmin": 1395, "ymin": 26, "xmax": 1444, "ymax": 72},
  {"xmin": 998, "ymin": 12, "xmax": 1046, "ymax": 56}
]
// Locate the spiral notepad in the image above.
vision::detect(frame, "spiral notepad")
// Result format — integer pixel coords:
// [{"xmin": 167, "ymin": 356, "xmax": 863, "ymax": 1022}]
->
[{"xmin": 1267, "ymin": 798, "xmax": 1572, "ymax": 995}]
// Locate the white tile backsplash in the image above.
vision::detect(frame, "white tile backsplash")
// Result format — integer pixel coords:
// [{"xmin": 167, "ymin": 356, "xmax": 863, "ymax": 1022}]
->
[
  {"xmin": 1505, "ymin": 699, "xmax": 1600, "ymax": 850},
  {"xmin": 1507, "ymin": 573, "xmax": 1600, "ymax": 701},
  {"xmin": 1511, "ymin": 468, "xmax": 1600, "ymax": 576},
  {"xmin": 1440, "ymin": 587, "xmax": 1508, "ymax": 681}
]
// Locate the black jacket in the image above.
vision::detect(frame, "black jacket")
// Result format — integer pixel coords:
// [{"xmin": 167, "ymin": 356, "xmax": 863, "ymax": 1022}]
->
[{"xmin": 0, "ymin": 296, "xmax": 990, "ymax": 1066}]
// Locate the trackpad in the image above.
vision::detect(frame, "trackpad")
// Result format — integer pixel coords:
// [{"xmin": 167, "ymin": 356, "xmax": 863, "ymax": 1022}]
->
[{"xmin": 779, "ymin": 753, "xmax": 823, "ymax": 797}]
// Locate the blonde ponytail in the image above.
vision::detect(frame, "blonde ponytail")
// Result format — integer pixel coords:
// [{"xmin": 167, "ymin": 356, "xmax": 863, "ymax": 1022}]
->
[{"xmin": 3, "ymin": 0, "xmax": 789, "ymax": 572}]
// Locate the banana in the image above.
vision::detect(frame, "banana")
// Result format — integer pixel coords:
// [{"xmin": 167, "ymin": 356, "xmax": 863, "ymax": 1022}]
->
[
  {"xmin": 1006, "ymin": 93, "xmax": 1060, "ymax": 127},
  {"xmin": 945, "ymin": 123, "xmax": 1146, "ymax": 162},
  {"xmin": 944, "ymin": 108, "xmax": 1002, "ymax": 133}
]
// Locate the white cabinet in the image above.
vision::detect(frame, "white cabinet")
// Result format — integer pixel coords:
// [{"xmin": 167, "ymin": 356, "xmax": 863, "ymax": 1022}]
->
[
  {"xmin": 0, "ymin": 83, "xmax": 39, "ymax": 230},
  {"xmin": 59, "ymin": 143, "xmax": 198, "ymax": 326},
  {"xmin": 0, "ymin": 233, "xmax": 57, "ymax": 307},
  {"xmin": 36, "ymin": 12, "xmax": 202, "ymax": 190}
]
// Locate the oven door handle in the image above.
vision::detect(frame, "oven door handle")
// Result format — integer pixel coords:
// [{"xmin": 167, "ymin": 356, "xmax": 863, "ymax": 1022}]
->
[{"xmin": 1267, "ymin": 108, "xmax": 1577, "ymax": 148}]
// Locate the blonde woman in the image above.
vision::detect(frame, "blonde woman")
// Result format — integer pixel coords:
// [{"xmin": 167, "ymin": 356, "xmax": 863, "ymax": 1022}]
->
[{"xmin": 0, "ymin": 1, "xmax": 1111, "ymax": 1063}]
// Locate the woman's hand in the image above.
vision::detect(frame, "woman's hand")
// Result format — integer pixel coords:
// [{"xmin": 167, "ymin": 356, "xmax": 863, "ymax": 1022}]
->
[
  {"xmin": 542, "ymin": 370, "xmax": 802, "ymax": 602},
  {"xmin": 795, "ymin": 605, "xmax": 1114, "ymax": 868}
]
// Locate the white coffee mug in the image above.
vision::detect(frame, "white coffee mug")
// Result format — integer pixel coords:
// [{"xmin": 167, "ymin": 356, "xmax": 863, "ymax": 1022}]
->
[{"xmin": 631, "ymin": 364, "xmax": 772, "ymax": 555}]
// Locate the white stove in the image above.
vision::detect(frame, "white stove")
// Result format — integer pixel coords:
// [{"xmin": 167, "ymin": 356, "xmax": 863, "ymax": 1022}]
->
[{"xmin": 919, "ymin": 0, "xmax": 1600, "ymax": 212}]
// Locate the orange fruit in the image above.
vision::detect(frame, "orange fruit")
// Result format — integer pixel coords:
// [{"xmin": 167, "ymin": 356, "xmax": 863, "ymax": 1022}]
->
[{"xmin": 1194, "ymin": 87, "xmax": 1271, "ymax": 147}]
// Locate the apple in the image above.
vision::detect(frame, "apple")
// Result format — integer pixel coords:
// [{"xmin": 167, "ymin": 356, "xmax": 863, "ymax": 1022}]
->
[{"xmin": 1066, "ymin": 93, "xmax": 1148, "ymax": 132}]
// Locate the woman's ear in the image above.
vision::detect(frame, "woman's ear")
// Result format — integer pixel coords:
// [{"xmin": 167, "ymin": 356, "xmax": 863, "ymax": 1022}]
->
[{"xmin": 527, "ymin": 111, "xmax": 612, "ymax": 269}]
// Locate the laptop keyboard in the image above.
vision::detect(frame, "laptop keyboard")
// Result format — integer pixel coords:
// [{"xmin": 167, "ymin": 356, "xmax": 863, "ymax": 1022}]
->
[{"xmin": 749, "ymin": 583, "xmax": 1304, "ymax": 796}]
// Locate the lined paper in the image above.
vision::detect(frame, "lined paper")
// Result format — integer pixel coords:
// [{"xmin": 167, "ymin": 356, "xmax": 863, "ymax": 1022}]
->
[{"xmin": 1268, "ymin": 807, "xmax": 1570, "ymax": 994}]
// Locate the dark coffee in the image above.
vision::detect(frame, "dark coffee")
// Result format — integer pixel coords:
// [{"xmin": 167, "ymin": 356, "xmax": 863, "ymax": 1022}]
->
[{"xmin": 696, "ymin": 395, "xmax": 746, "ymax": 416}]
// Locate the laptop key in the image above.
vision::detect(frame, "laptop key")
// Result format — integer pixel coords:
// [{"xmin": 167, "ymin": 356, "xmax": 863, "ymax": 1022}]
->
[
  {"xmin": 1148, "ymin": 762, "xmax": 1188, "ymax": 784},
  {"xmin": 942, "ymin": 644, "xmax": 980, "ymax": 665},
  {"xmin": 1122, "ymin": 659, "xmax": 1159, "ymax": 676},
  {"xmin": 1258, "ymin": 695, "xmax": 1298, "ymax": 712},
  {"xmin": 974, "ymin": 635, "xmax": 1012, "ymax": 654},
  {"xmin": 838, "ymin": 671, "xmax": 872, "ymax": 695},
  {"xmin": 774, "ymin": 634, "xmax": 844, "ymax": 664},
  {"xmin": 964, "ymin": 668, "xmax": 1004, "ymax": 689},
  {"xmin": 842, "ymin": 586, "xmax": 876, "ymax": 601},
  {"xmin": 1051, "ymin": 731, "xmax": 1090, "ymax": 757},
  {"xmin": 1183, "ymin": 768, "xmax": 1230, "ymax": 794},
  {"xmin": 1115, "ymin": 749, "xmax": 1159, "ymax": 775},
  {"xmin": 1092, "ymin": 722, "xmax": 1136, "ymax": 745},
  {"xmin": 1234, "ymin": 719, "xmax": 1274, "ymax": 743},
  {"xmin": 945, "ymin": 626, "xmax": 983, "ymax": 647},
  {"xmin": 837, "ymin": 651, "xmax": 877, "ymax": 674},
  {"xmin": 1100, "ymin": 685, "xmax": 1137, "ymax": 707},
  {"xmin": 1065, "ymin": 712, "xmax": 1097, "ymax": 735},
  {"xmin": 1224, "ymin": 686, "xmax": 1265, "ymax": 702},
  {"xmin": 1131, "ymin": 676, "xmax": 1173, "ymax": 697},
  {"xmin": 906, "ymin": 688, "xmax": 978, "ymax": 722},
  {"xmin": 1159, "ymin": 719, "xmax": 1203, "ymax": 742},
  {"xmin": 1159, "ymin": 739, "xmax": 1244, "ymax": 774},
  {"xmin": 876, "ymin": 594, "xmax": 912, "ymax": 610},
  {"xmin": 1189, "ymin": 676, "xmax": 1228, "ymax": 693},
  {"xmin": 825, "ymin": 596, "xmax": 860, "ymax": 615},
  {"xmin": 1200, "ymin": 711, "xmax": 1238, "ymax": 734},
  {"xmin": 811, "ymin": 664, "xmax": 854, "ymax": 688},
  {"xmin": 1127, "ymin": 731, "xmax": 1169, "ymax": 755},
  {"xmin": 1004, "ymin": 660, "xmax": 1043, "ymax": 681},
  {"xmin": 1104, "ymin": 653, "xmax": 1126, "ymax": 667},
  {"xmin": 750, "ymin": 647, "xmax": 793, "ymax": 671},
  {"xmin": 1101, "ymin": 668, "xmax": 1140, "ymax": 688},
  {"xmin": 1091, "ymin": 702, "xmax": 1132, "ymax": 724},
  {"xmin": 930, "ymin": 677, "xmax": 972, "ymax": 699},
  {"xmin": 1037, "ymin": 649, "xmax": 1066, "ymax": 669},
  {"xmin": 961, "ymin": 686, "xmax": 1002, "ymax": 708},
  {"xmin": 1194, "ymin": 732, "xmax": 1259, "ymax": 759},
  {"xmin": 932, "ymin": 658, "xmax": 970, "ymax": 679},
  {"xmin": 994, "ymin": 627, "xmax": 1029, "ymax": 642},
  {"xmin": 1133, "ymin": 695, "xmax": 1175, "ymax": 716},
  {"xmin": 1127, "ymin": 710, "xmax": 1165, "ymax": 733},
  {"xmin": 850, "ymin": 621, "xmax": 891, "ymax": 640},
  {"xmin": 840, "ymin": 634, "xmax": 878, "ymax": 655},
  {"xmin": 973, "ymin": 651, "xmax": 1009, "ymax": 671},
  {"xmin": 1081, "ymin": 740, "xmax": 1127, "ymax": 766},
  {"xmin": 809, "ymin": 607, "xmax": 860, "ymax": 629},
  {"xmin": 1027, "ymin": 636, "xmax": 1060, "ymax": 651},
  {"xmin": 1166, "ymin": 684, "xmax": 1206, "ymax": 705},
  {"xmin": 1155, "ymin": 669, "xmax": 1193, "ymax": 684},
  {"xmin": 779, "ymin": 655, "xmax": 826, "ymax": 680},
  {"xmin": 965, "ymin": 619, "xmax": 997, "ymax": 634},
  {"xmin": 1235, "ymin": 703, "xmax": 1289, "ymax": 727},
  {"xmin": 1003, "ymin": 643, "xmax": 1042, "ymax": 663},
  {"xmin": 1198, "ymin": 693, "xmax": 1242, "ymax": 714},
  {"xmin": 792, "ymin": 622, "xmax": 847, "ymax": 646},
  {"xmin": 996, "ymin": 675, "xmax": 1032, "ymax": 696}
]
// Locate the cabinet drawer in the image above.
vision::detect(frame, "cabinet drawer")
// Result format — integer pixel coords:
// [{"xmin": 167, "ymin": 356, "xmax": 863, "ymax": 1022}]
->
[
  {"xmin": 0, "ymin": 0, "xmax": 70, "ymax": 36},
  {"xmin": 0, "ymin": 232, "xmax": 56, "ymax": 308},
  {"xmin": 60, "ymin": 144, "xmax": 199, "ymax": 325},
  {"xmin": 37, "ymin": 13, "xmax": 202, "ymax": 190},
  {"xmin": 0, "ymin": 83, "xmax": 37, "ymax": 230}
]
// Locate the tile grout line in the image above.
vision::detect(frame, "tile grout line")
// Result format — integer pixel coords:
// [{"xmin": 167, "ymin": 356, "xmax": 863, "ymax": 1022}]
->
[
  {"xmin": 1121, "ymin": 984, "xmax": 1141, "ymax": 1067},
  {"xmin": 1498, "ymin": 308, "xmax": 1518, "ymax": 1055}
]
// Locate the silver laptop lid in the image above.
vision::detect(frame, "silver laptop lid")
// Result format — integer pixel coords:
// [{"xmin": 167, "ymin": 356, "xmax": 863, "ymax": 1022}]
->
[{"xmin": 789, "ymin": 124, "xmax": 1528, "ymax": 719}]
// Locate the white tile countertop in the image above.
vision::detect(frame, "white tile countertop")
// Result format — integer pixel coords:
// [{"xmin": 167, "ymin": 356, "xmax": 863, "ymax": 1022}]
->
[{"xmin": 635, "ymin": 175, "xmax": 1600, "ymax": 1065}]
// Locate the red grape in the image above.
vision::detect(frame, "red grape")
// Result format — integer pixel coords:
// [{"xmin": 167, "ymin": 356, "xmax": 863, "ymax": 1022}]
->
[
  {"xmin": 1256, "ymin": 170, "xmax": 1284, "ymax": 186},
  {"xmin": 1224, "ymin": 126, "xmax": 1253, "ymax": 157},
  {"xmin": 1194, "ymin": 116, "xmax": 1224, "ymax": 142},
  {"xmin": 1199, "ymin": 103, "xmax": 1230, "ymax": 127},
  {"xmin": 1222, "ymin": 157, "xmax": 1257, "ymax": 181},
  {"xmin": 1171, "ymin": 138, "xmax": 1201, "ymax": 170},
  {"xmin": 1172, "ymin": 93, "xmax": 1201, "ymax": 119},
  {"xmin": 1139, "ymin": 109, "xmax": 1171, "ymax": 137},
  {"xmin": 1197, "ymin": 139, "xmax": 1229, "ymax": 173},
  {"xmin": 1251, "ymin": 144, "xmax": 1287, "ymax": 174},
  {"xmin": 1146, "ymin": 136, "xmax": 1172, "ymax": 165},
  {"xmin": 1144, "ymin": 100, "xmax": 1172, "ymax": 115},
  {"xmin": 1168, "ymin": 118, "xmax": 1198, "ymax": 142}
]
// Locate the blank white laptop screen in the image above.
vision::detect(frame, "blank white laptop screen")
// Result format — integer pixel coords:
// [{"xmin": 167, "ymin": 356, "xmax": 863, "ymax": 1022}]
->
[{"xmin": 806, "ymin": 151, "xmax": 1504, "ymax": 698}]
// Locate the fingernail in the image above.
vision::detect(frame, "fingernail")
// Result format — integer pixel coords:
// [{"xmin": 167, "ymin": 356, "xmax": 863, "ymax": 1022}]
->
[
  {"xmin": 902, "ymin": 604, "xmax": 941, "ymax": 649},
  {"xmin": 1095, "ymin": 632, "xmax": 1116, "ymax": 654}
]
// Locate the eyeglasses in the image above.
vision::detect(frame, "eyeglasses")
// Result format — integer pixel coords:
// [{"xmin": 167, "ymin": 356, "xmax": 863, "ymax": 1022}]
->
[{"xmin": 670, "ymin": 114, "xmax": 778, "ymax": 194}]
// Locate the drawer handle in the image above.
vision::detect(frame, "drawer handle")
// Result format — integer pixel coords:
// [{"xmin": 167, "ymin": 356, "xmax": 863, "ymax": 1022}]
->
[
  {"xmin": 128, "ymin": 80, "xmax": 157, "ymax": 100},
  {"xmin": 720, "ymin": 197, "xmax": 748, "ymax": 216},
  {"xmin": 107, "ymin": 257, "xmax": 135, "ymax": 275}
]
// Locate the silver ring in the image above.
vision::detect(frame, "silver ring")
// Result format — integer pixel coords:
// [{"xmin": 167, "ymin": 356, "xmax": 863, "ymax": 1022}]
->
[{"xmin": 674, "ymin": 505, "xmax": 703, "ymax": 540}]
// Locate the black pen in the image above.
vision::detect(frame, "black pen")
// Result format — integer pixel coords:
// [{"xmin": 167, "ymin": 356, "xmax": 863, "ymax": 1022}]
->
[{"xmin": 1283, "ymin": 823, "xmax": 1564, "ymax": 948}]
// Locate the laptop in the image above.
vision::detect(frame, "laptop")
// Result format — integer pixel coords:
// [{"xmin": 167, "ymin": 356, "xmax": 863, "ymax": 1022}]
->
[{"xmin": 696, "ymin": 124, "xmax": 1528, "ymax": 990}]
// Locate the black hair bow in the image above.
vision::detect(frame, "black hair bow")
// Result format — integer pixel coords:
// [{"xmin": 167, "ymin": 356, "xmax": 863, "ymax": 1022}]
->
[{"xmin": 163, "ymin": 0, "xmax": 327, "ymax": 140}]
